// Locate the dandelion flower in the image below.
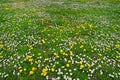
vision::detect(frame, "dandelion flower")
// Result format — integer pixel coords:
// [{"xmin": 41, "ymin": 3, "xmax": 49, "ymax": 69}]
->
[
  {"xmin": 79, "ymin": 61, "xmax": 83, "ymax": 65},
  {"xmin": 42, "ymin": 39, "xmax": 45, "ymax": 44},
  {"xmin": 70, "ymin": 51, "xmax": 73, "ymax": 56},
  {"xmin": 51, "ymin": 68, "xmax": 55, "ymax": 72},
  {"xmin": 32, "ymin": 67, "xmax": 37, "ymax": 71},
  {"xmin": 66, "ymin": 64, "xmax": 70, "ymax": 67},
  {"xmin": 80, "ymin": 65, "xmax": 84, "ymax": 69},
  {"xmin": 29, "ymin": 71, "xmax": 34, "ymax": 75},
  {"xmin": 87, "ymin": 64, "xmax": 91, "ymax": 68},
  {"xmin": 98, "ymin": 54, "xmax": 102, "ymax": 57},
  {"xmin": 19, "ymin": 69, "xmax": 23, "ymax": 73},
  {"xmin": 80, "ymin": 45, "xmax": 84, "ymax": 48},
  {"xmin": 29, "ymin": 45, "xmax": 33, "ymax": 49},
  {"xmin": 42, "ymin": 68, "xmax": 48, "ymax": 76}
]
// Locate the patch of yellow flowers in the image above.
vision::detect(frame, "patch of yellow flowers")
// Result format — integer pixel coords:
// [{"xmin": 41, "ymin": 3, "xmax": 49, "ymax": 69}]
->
[{"xmin": 42, "ymin": 68, "xmax": 48, "ymax": 76}]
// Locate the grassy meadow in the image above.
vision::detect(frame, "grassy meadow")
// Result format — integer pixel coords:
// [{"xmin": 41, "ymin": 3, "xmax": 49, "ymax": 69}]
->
[{"xmin": 0, "ymin": 0, "xmax": 120, "ymax": 80}]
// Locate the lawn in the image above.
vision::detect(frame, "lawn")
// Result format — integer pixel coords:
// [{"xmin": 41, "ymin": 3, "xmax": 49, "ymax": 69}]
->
[{"xmin": 0, "ymin": 0, "xmax": 120, "ymax": 80}]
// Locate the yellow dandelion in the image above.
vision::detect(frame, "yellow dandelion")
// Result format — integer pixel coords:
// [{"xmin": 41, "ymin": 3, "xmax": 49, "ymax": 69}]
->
[
  {"xmin": 66, "ymin": 64, "xmax": 70, "ymax": 67},
  {"xmin": 83, "ymin": 49, "xmax": 86, "ymax": 52},
  {"xmin": 13, "ymin": 53, "xmax": 17, "ymax": 56},
  {"xmin": 116, "ymin": 56, "xmax": 120, "ymax": 58},
  {"xmin": 89, "ymin": 24, "xmax": 93, "ymax": 29},
  {"xmin": 60, "ymin": 49, "xmax": 63, "ymax": 53},
  {"xmin": 53, "ymin": 52, "xmax": 57, "ymax": 55},
  {"xmin": 55, "ymin": 55, "xmax": 60, "ymax": 59},
  {"xmin": 51, "ymin": 68, "xmax": 55, "ymax": 72},
  {"xmin": 26, "ymin": 55, "xmax": 32, "ymax": 60},
  {"xmin": 38, "ymin": 53, "xmax": 41, "ymax": 56},
  {"xmin": 45, "ymin": 58, "xmax": 49, "ymax": 61},
  {"xmin": 42, "ymin": 39, "xmax": 45, "ymax": 44},
  {"xmin": 80, "ymin": 45, "xmax": 84, "ymax": 48},
  {"xmin": 42, "ymin": 68, "xmax": 48, "ymax": 76},
  {"xmin": 24, "ymin": 68, "xmax": 26, "ymax": 71},
  {"xmin": 19, "ymin": 69, "xmax": 23, "ymax": 73},
  {"xmin": 70, "ymin": 51, "xmax": 73, "ymax": 56},
  {"xmin": 80, "ymin": 65, "xmax": 84, "ymax": 69},
  {"xmin": 38, "ymin": 60, "xmax": 41, "ymax": 63},
  {"xmin": 65, "ymin": 53, "xmax": 68, "ymax": 56},
  {"xmin": 68, "ymin": 60, "xmax": 71, "ymax": 63},
  {"xmin": 29, "ymin": 58, "xmax": 33, "ymax": 62},
  {"xmin": 98, "ymin": 53, "xmax": 102, "ymax": 57},
  {"xmin": 87, "ymin": 64, "xmax": 91, "ymax": 68},
  {"xmin": 91, "ymin": 50, "xmax": 94, "ymax": 52},
  {"xmin": 29, "ymin": 71, "xmax": 34, "ymax": 75},
  {"xmin": 79, "ymin": 61, "xmax": 83, "ymax": 64},
  {"xmin": 32, "ymin": 67, "xmax": 37, "ymax": 71},
  {"xmin": 29, "ymin": 45, "xmax": 33, "ymax": 49}
]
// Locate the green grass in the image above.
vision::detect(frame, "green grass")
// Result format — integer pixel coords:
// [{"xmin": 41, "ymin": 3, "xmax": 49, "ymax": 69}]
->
[{"xmin": 0, "ymin": 0, "xmax": 120, "ymax": 80}]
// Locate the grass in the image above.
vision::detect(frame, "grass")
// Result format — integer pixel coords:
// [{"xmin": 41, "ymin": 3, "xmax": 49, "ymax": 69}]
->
[{"xmin": 0, "ymin": 0, "xmax": 120, "ymax": 80}]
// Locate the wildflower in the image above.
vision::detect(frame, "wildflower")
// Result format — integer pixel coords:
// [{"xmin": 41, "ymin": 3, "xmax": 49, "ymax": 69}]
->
[
  {"xmin": 70, "ymin": 51, "xmax": 73, "ymax": 56},
  {"xmin": 55, "ymin": 55, "xmax": 60, "ymax": 58},
  {"xmin": 89, "ymin": 24, "xmax": 93, "ymax": 29},
  {"xmin": 43, "ymin": 50, "xmax": 46, "ymax": 53},
  {"xmin": 13, "ymin": 53, "xmax": 17, "ymax": 56},
  {"xmin": 83, "ymin": 49, "xmax": 86, "ymax": 52},
  {"xmin": 32, "ymin": 67, "xmax": 37, "ymax": 71},
  {"xmin": 80, "ymin": 45, "xmax": 84, "ymax": 48},
  {"xmin": 98, "ymin": 54, "xmax": 102, "ymax": 57},
  {"xmin": 24, "ymin": 68, "xmax": 26, "ymax": 71},
  {"xmin": 38, "ymin": 53, "xmax": 41, "ymax": 56},
  {"xmin": 91, "ymin": 50, "xmax": 94, "ymax": 52},
  {"xmin": 60, "ymin": 49, "xmax": 63, "ymax": 53},
  {"xmin": 116, "ymin": 56, "xmax": 119, "ymax": 58},
  {"xmin": 26, "ymin": 55, "xmax": 32, "ymax": 60},
  {"xmin": 68, "ymin": 60, "xmax": 71, "ymax": 63},
  {"xmin": 42, "ymin": 39, "xmax": 45, "ymax": 44},
  {"xmin": 38, "ymin": 60, "xmax": 41, "ymax": 63},
  {"xmin": 66, "ymin": 64, "xmax": 70, "ymax": 67},
  {"xmin": 29, "ymin": 45, "xmax": 33, "ymax": 49},
  {"xmin": 80, "ymin": 65, "xmax": 84, "ymax": 69},
  {"xmin": 51, "ymin": 68, "xmax": 55, "ymax": 72},
  {"xmin": 79, "ymin": 61, "xmax": 83, "ymax": 64},
  {"xmin": 29, "ymin": 71, "xmax": 34, "ymax": 75},
  {"xmin": 45, "ymin": 58, "xmax": 49, "ymax": 61},
  {"xmin": 87, "ymin": 64, "xmax": 91, "ymax": 68},
  {"xmin": 42, "ymin": 68, "xmax": 48, "ymax": 76},
  {"xmin": 29, "ymin": 58, "xmax": 33, "ymax": 62},
  {"xmin": 19, "ymin": 69, "xmax": 23, "ymax": 73},
  {"xmin": 53, "ymin": 52, "xmax": 57, "ymax": 55}
]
